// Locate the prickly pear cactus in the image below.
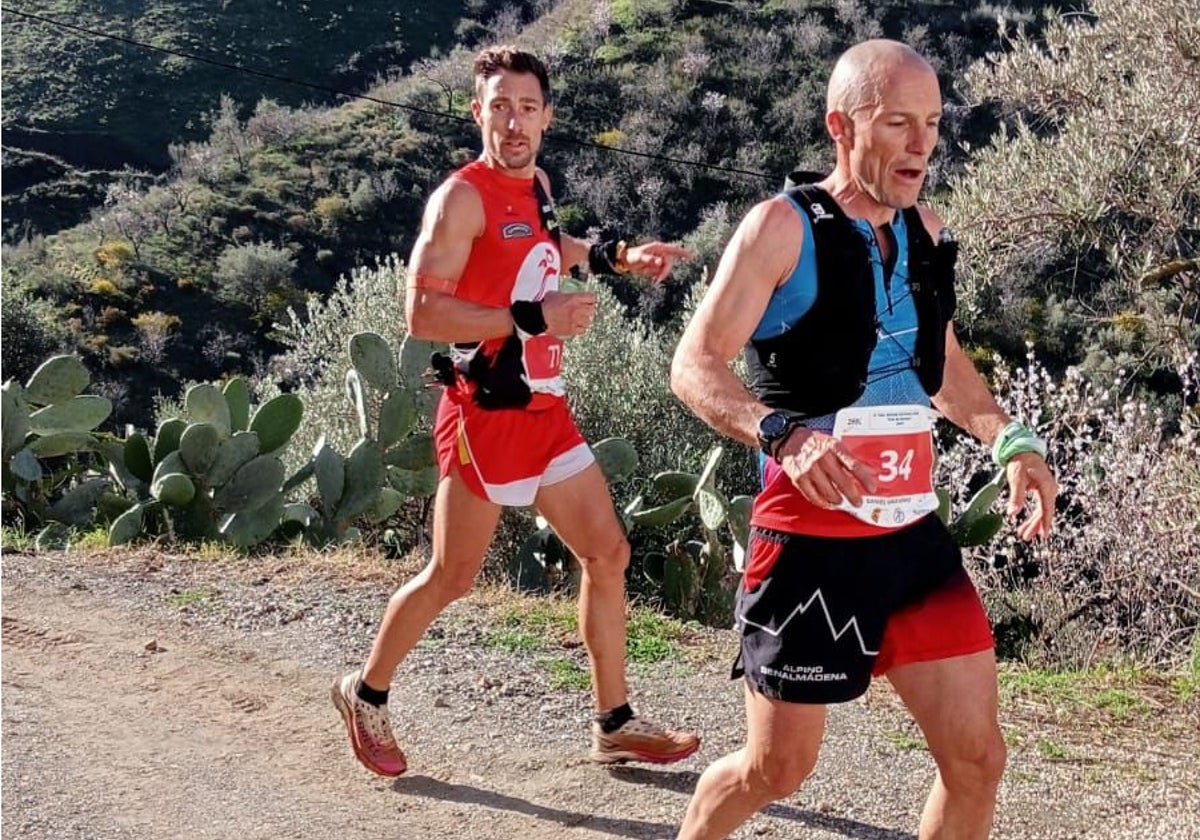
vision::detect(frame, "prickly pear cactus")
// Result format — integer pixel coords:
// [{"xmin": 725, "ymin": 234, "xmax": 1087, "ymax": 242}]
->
[
  {"xmin": 593, "ymin": 438, "xmax": 638, "ymax": 485},
  {"xmin": 633, "ymin": 445, "xmax": 741, "ymax": 624},
  {"xmin": 2, "ymin": 356, "xmax": 114, "ymax": 534},
  {"xmin": 281, "ymin": 332, "xmax": 441, "ymax": 548},
  {"xmin": 948, "ymin": 474, "xmax": 1006, "ymax": 547},
  {"xmin": 101, "ymin": 377, "xmax": 301, "ymax": 548}
]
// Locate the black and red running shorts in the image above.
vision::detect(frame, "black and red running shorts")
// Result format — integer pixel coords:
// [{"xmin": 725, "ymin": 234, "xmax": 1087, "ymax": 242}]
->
[{"xmin": 733, "ymin": 515, "xmax": 994, "ymax": 704}]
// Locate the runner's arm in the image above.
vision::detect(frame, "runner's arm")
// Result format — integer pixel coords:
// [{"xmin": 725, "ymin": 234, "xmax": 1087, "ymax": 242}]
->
[
  {"xmin": 672, "ymin": 198, "xmax": 876, "ymax": 507},
  {"xmin": 670, "ymin": 197, "xmax": 800, "ymax": 446},
  {"xmin": 914, "ymin": 206, "xmax": 1023, "ymax": 444},
  {"xmin": 918, "ymin": 206, "xmax": 1058, "ymax": 538},
  {"xmin": 405, "ymin": 178, "xmax": 517, "ymax": 343},
  {"xmin": 932, "ymin": 328, "xmax": 1011, "ymax": 445},
  {"xmin": 537, "ymin": 169, "xmax": 691, "ymax": 282}
]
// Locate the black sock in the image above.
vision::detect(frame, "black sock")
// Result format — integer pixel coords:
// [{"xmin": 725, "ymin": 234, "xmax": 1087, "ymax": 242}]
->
[
  {"xmin": 595, "ymin": 702, "xmax": 634, "ymax": 734},
  {"xmin": 356, "ymin": 678, "xmax": 389, "ymax": 707}
]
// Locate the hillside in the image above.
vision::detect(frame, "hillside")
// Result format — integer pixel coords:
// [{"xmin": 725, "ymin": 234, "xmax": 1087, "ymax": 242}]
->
[
  {"xmin": 1, "ymin": 0, "xmax": 531, "ymax": 238},
  {"xmin": 1, "ymin": 0, "xmax": 1067, "ymax": 426}
]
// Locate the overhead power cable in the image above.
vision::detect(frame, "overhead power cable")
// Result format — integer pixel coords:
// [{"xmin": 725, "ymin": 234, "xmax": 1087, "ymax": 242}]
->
[{"xmin": 2, "ymin": 6, "xmax": 774, "ymax": 181}]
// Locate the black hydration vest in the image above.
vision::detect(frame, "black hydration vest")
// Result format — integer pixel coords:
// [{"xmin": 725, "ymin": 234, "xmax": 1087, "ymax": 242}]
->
[{"xmin": 743, "ymin": 173, "xmax": 959, "ymax": 419}]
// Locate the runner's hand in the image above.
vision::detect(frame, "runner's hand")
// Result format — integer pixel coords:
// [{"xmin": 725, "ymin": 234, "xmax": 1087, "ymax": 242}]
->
[
  {"xmin": 776, "ymin": 428, "xmax": 878, "ymax": 509},
  {"xmin": 541, "ymin": 290, "xmax": 597, "ymax": 337},
  {"xmin": 1005, "ymin": 452, "xmax": 1058, "ymax": 540},
  {"xmin": 622, "ymin": 242, "xmax": 694, "ymax": 283}
]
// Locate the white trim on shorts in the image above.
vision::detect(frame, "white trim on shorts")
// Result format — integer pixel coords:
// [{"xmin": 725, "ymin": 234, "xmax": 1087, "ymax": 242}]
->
[
  {"xmin": 540, "ymin": 441, "xmax": 594, "ymax": 488},
  {"xmin": 473, "ymin": 439, "xmax": 595, "ymax": 507}
]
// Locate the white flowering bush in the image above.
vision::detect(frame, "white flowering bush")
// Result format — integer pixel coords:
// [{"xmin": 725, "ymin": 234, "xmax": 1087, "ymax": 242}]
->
[{"xmin": 938, "ymin": 349, "xmax": 1200, "ymax": 668}]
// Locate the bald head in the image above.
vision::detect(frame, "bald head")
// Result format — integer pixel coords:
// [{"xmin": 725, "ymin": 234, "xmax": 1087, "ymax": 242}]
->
[{"xmin": 827, "ymin": 40, "xmax": 934, "ymax": 116}]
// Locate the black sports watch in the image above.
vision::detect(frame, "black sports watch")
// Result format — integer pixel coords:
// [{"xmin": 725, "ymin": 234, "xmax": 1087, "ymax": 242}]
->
[{"xmin": 756, "ymin": 409, "xmax": 802, "ymax": 459}]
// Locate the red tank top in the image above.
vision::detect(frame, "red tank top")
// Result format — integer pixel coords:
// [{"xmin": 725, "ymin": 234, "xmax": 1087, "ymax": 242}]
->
[
  {"xmin": 450, "ymin": 160, "xmax": 564, "ymax": 410},
  {"xmin": 754, "ymin": 458, "xmax": 886, "ymax": 537}
]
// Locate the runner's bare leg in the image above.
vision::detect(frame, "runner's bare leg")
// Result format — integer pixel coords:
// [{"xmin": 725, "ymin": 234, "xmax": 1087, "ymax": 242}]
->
[
  {"xmin": 677, "ymin": 683, "xmax": 826, "ymax": 839},
  {"xmin": 887, "ymin": 649, "xmax": 1006, "ymax": 840},
  {"xmin": 361, "ymin": 471, "xmax": 502, "ymax": 690},
  {"xmin": 535, "ymin": 462, "xmax": 629, "ymax": 710}
]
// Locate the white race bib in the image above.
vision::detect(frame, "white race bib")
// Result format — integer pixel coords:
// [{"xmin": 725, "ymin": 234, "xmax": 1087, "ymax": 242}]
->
[{"xmin": 832, "ymin": 405, "xmax": 939, "ymax": 528}]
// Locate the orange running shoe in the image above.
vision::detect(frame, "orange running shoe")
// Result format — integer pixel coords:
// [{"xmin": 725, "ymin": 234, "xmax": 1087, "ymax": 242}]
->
[{"xmin": 590, "ymin": 716, "xmax": 700, "ymax": 765}]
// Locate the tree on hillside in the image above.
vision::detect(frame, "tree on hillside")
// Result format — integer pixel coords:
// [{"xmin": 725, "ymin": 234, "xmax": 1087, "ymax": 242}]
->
[{"xmin": 945, "ymin": 0, "xmax": 1199, "ymax": 385}]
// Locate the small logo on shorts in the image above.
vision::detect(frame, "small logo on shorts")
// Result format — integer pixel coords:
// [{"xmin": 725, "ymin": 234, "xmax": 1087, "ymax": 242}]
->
[
  {"xmin": 870, "ymin": 508, "xmax": 883, "ymax": 523},
  {"xmin": 501, "ymin": 222, "xmax": 534, "ymax": 240}
]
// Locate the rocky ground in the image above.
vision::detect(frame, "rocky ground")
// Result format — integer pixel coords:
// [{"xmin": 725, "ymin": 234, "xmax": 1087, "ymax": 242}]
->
[{"xmin": 3, "ymin": 547, "xmax": 1198, "ymax": 839}]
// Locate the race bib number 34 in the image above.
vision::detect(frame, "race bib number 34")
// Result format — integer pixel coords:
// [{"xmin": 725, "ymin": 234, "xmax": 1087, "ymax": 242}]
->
[{"xmin": 832, "ymin": 405, "xmax": 939, "ymax": 529}]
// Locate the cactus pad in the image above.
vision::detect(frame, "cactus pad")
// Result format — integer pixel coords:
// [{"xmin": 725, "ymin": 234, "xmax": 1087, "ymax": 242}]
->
[
  {"xmin": 249, "ymin": 393, "xmax": 303, "ymax": 455},
  {"xmin": 593, "ymin": 437, "xmax": 638, "ymax": 485},
  {"xmin": 108, "ymin": 504, "xmax": 144, "ymax": 546},
  {"xmin": 24, "ymin": 356, "xmax": 90, "ymax": 406},
  {"xmin": 179, "ymin": 422, "xmax": 222, "ymax": 476},
  {"xmin": 2, "ymin": 381, "xmax": 31, "ymax": 460},
  {"xmin": 222, "ymin": 377, "xmax": 251, "ymax": 433},
  {"xmin": 384, "ymin": 432, "xmax": 435, "ymax": 470},
  {"xmin": 152, "ymin": 472, "xmax": 197, "ymax": 506},
  {"xmin": 207, "ymin": 432, "xmax": 261, "ymax": 487},
  {"xmin": 349, "ymin": 332, "xmax": 400, "ymax": 393},
  {"xmin": 185, "ymin": 384, "xmax": 232, "ymax": 437},
  {"xmin": 213, "ymin": 455, "xmax": 284, "ymax": 513},
  {"xmin": 28, "ymin": 395, "xmax": 112, "ymax": 435}
]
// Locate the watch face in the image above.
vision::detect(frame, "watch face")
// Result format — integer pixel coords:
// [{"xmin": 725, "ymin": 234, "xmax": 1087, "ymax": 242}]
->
[{"xmin": 759, "ymin": 411, "xmax": 791, "ymax": 440}]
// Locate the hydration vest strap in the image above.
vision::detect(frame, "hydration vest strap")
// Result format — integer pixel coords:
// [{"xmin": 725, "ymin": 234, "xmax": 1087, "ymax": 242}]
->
[
  {"xmin": 783, "ymin": 182, "xmax": 849, "ymax": 229},
  {"xmin": 533, "ymin": 175, "xmax": 562, "ymax": 251}
]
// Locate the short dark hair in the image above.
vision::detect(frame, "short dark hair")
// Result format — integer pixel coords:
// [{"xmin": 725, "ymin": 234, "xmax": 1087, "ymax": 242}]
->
[{"xmin": 473, "ymin": 46, "xmax": 551, "ymax": 104}]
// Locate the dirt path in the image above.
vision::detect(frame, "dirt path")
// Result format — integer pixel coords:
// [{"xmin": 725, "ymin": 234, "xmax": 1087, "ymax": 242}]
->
[{"xmin": 2, "ymin": 549, "xmax": 1197, "ymax": 839}]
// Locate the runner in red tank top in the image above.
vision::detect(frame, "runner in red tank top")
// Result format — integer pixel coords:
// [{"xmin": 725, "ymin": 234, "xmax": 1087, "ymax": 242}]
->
[
  {"xmin": 331, "ymin": 46, "xmax": 699, "ymax": 779},
  {"xmin": 448, "ymin": 158, "xmax": 567, "ymax": 407}
]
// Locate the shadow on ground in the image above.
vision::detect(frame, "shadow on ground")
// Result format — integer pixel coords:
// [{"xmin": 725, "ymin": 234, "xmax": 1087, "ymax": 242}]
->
[
  {"xmin": 395, "ymin": 770, "xmax": 916, "ymax": 840},
  {"xmin": 607, "ymin": 766, "xmax": 916, "ymax": 840},
  {"xmin": 395, "ymin": 775, "xmax": 676, "ymax": 838}
]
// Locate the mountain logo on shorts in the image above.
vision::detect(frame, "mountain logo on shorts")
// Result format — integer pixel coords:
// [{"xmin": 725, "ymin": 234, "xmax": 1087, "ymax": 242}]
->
[
  {"xmin": 501, "ymin": 222, "xmax": 534, "ymax": 240},
  {"xmin": 739, "ymin": 588, "xmax": 878, "ymax": 656}
]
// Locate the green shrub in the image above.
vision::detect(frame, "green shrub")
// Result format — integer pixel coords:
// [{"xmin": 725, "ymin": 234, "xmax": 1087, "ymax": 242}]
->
[
  {"xmin": 945, "ymin": 0, "xmax": 1199, "ymax": 380},
  {"xmin": 211, "ymin": 241, "xmax": 296, "ymax": 312},
  {"xmin": 0, "ymin": 276, "xmax": 71, "ymax": 385},
  {"xmin": 94, "ymin": 241, "xmax": 136, "ymax": 269},
  {"xmin": 271, "ymin": 255, "xmax": 409, "ymax": 471},
  {"xmin": 565, "ymin": 282, "xmax": 727, "ymax": 482},
  {"xmin": 314, "ymin": 195, "xmax": 350, "ymax": 226}
]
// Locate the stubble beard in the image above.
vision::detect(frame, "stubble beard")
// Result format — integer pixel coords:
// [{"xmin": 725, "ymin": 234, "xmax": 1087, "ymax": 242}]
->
[
  {"xmin": 488, "ymin": 134, "xmax": 538, "ymax": 174},
  {"xmin": 499, "ymin": 149, "xmax": 535, "ymax": 171}
]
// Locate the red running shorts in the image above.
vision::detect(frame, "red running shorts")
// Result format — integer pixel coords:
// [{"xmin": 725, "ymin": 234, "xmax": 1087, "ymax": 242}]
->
[{"xmin": 434, "ymin": 392, "xmax": 593, "ymax": 506}]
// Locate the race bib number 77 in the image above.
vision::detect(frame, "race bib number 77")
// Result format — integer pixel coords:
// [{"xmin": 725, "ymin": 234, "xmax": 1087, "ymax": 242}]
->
[{"xmin": 832, "ymin": 405, "xmax": 939, "ymax": 528}]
